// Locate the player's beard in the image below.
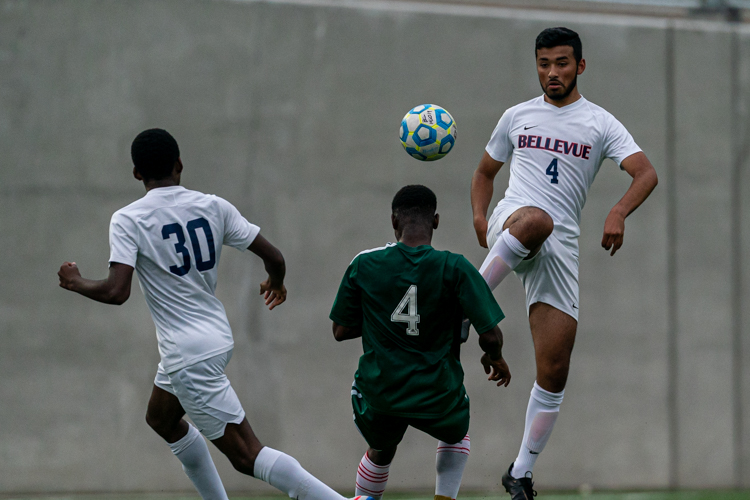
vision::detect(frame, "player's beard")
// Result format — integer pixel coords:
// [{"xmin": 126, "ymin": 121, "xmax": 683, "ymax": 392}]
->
[{"xmin": 543, "ymin": 74, "xmax": 577, "ymax": 101}]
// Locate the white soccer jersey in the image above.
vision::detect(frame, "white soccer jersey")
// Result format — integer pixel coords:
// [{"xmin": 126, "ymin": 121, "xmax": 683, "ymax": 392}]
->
[
  {"xmin": 109, "ymin": 186, "xmax": 260, "ymax": 373},
  {"xmin": 486, "ymin": 95, "xmax": 641, "ymax": 241}
]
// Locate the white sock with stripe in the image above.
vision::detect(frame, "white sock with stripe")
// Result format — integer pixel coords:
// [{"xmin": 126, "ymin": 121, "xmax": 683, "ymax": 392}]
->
[
  {"xmin": 168, "ymin": 424, "xmax": 228, "ymax": 500},
  {"xmin": 254, "ymin": 446, "xmax": 347, "ymax": 500},
  {"xmin": 435, "ymin": 435, "xmax": 470, "ymax": 499},
  {"xmin": 479, "ymin": 228, "xmax": 530, "ymax": 290},
  {"xmin": 355, "ymin": 452, "xmax": 390, "ymax": 500}
]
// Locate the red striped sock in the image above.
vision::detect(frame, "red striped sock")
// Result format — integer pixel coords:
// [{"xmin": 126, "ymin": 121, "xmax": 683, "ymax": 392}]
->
[
  {"xmin": 355, "ymin": 452, "xmax": 390, "ymax": 500},
  {"xmin": 435, "ymin": 434, "xmax": 470, "ymax": 499}
]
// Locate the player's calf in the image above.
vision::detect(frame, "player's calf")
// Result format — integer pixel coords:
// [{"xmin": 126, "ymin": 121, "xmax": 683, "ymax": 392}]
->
[
  {"xmin": 215, "ymin": 420, "xmax": 348, "ymax": 500},
  {"xmin": 355, "ymin": 448, "xmax": 393, "ymax": 500},
  {"xmin": 435, "ymin": 434, "xmax": 470, "ymax": 500}
]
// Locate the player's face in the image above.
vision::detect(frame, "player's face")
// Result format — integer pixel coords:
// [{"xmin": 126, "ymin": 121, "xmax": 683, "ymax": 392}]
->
[{"xmin": 536, "ymin": 46, "xmax": 584, "ymax": 101}]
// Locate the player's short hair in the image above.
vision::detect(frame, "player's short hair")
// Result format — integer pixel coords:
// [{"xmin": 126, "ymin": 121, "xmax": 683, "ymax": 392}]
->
[
  {"xmin": 391, "ymin": 185, "xmax": 437, "ymax": 223},
  {"xmin": 131, "ymin": 128, "xmax": 180, "ymax": 181},
  {"xmin": 535, "ymin": 27, "xmax": 582, "ymax": 63}
]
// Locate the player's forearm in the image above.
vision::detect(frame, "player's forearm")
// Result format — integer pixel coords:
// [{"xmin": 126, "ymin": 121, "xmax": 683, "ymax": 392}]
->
[
  {"xmin": 471, "ymin": 170, "xmax": 495, "ymax": 224},
  {"xmin": 66, "ymin": 277, "xmax": 129, "ymax": 305},
  {"xmin": 262, "ymin": 249, "xmax": 286, "ymax": 286},
  {"xmin": 477, "ymin": 326, "xmax": 503, "ymax": 360},
  {"xmin": 611, "ymin": 167, "xmax": 658, "ymax": 218}
]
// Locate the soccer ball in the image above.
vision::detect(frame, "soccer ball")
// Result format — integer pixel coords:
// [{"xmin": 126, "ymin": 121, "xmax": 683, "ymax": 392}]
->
[{"xmin": 399, "ymin": 104, "xmax": 457, "ymax": 161}]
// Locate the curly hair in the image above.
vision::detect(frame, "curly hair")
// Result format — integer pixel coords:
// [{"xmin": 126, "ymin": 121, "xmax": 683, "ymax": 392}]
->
[
  {"xmin": 391, "ymin": 185, "xmax": 437, "ymax": 222},
  {"xmin": 130, "ymin": 128, "xmax": 180, "ymax": 181}
]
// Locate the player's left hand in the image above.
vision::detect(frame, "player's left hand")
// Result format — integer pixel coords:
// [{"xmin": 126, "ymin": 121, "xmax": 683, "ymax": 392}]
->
[
  {"xmin": 260, "ymin": 279, "xmax": 287, "ymax": 310},
  {"xmin": 481, "ymin": 353, "xmax": 511, "ymax": 387},
  {"xmin": 601, "ymin": 209, "xmax": 626, "ymax": 256},
  {"xmin": 58, "ymin": 261, "xmax": 81, "ymax": 290}
]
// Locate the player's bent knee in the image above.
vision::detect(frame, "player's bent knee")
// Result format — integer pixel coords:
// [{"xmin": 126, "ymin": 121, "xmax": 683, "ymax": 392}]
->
[{"xmin": 529, "ymin": 208, "xmax": 554, "ymax": 237}]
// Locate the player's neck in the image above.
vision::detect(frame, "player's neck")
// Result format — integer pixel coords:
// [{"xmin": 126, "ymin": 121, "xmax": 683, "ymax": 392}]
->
[
  {"xmin": 543, "ymin": 88, "xmax": 582, "ymax": 108},
  {"xmin": 144, "ymin": 178, "xmax": 181, "ymax": 192},
  {"xmin": 397, "ymin": 229, "xmax": 433, "ymax": 248}
]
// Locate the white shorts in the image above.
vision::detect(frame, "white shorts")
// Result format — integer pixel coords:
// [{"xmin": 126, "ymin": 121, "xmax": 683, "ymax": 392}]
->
[
  {"xmin": 154, "ymin": 349, "xmax": 245, "ymax": 440},
  {"xmin": 487, "ymin": 201, "xmax": 580, "ymax": 321}
]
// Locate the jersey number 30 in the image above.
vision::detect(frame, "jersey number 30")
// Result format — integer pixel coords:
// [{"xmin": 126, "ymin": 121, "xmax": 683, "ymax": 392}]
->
[
  {"xmin": 162, "ymin": 218, "xmax": 216, "ymax": 276},
  {"xmin": 391, "ymin": 284, "xmax": 420, "ymax": 336}
]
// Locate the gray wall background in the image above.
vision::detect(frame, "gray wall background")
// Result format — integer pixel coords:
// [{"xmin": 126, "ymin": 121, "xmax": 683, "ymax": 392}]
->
[{"xmin": 1, "ymin": 0, "xmax": 749, "ymax": 493}]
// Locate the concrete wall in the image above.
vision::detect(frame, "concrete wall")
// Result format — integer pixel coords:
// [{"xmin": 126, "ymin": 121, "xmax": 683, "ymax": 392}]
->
[{"xmin": 1, "ymin": 0, "xmax": 748, "ymax": 493}]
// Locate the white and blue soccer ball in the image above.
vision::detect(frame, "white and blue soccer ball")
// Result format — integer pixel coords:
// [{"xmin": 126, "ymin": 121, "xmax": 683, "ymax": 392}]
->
[{"xmin": 399, "ymin": 104, "xmax": 457, "ymax": 161}]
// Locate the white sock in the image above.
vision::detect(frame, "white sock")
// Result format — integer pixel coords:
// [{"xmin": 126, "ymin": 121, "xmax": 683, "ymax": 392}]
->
[
  {"xmin": 435, "ymin": 435, "xmax": 470, "ymax": 499},
  {"xmin": 511, "ymin": 382, "xmax": 564, "ymax": 479},
  {"xmin": 479, "ymin": 229, "xmax": 530, "ymax": 290},
  {"xmin": 169, "ymin": 424, "xmax": 228, "ymax": 500},
  {"xmin": 355, "ymin": 452, "xmax": 390, "ymax": 499},
  {"xmin": 254, "ymin": 446, "xmax": 346, "ymax": 500}
]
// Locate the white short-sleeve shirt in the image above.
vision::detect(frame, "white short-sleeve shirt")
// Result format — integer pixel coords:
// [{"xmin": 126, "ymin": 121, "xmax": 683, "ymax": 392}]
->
[
  {"xmin": 109, "ymin": 186, "xmax": 260, "ymax": 373},
  {"xmin": 486, "ymin": 95, "xmax": 641, "ymax": 241}
]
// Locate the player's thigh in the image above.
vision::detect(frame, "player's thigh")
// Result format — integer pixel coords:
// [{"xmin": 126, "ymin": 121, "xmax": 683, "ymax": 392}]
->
[
  {"xmin": 409, "ymin": 392, "xmax": 470, "ymax": 445},
  {"xmin": 149, "ymin": 365, "xmax": 186, "ymax": 420},
  {"xmin": 168, "ymin": 350, "xmax": 246, "ymax": 441},
  {"xmin": 352, "ymin": 383, "xmax": 408, "ymax": 451}
]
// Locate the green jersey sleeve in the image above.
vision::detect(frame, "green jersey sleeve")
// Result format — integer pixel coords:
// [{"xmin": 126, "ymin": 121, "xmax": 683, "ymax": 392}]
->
[
  {"xmin": 330, "ymin": 256, "xmax": 362, "ymax": 327},
  {"xmin": 454, "ymin": 256, "xmax": 505, "ymax": 334}
]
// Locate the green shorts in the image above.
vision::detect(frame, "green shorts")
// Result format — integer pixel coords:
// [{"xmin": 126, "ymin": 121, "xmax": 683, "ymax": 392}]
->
[{"xmin": 351, "ymin": 382, "xmax": 470, "ymax": 451}]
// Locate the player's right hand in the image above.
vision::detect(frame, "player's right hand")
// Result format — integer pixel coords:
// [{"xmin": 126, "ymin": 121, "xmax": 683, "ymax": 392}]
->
[
  {"xmin": 58, "ymin": 261, "xmax": 81, "ymax": 290},
  {"xmin": 474, "ymin": 218, "xmax": 489, "ymax": 248},
  {"xmin": 260, "ymin": 278, "xmax": 286, "ymax": 310},
  {"xmin": 481, "ymin": 353, "xmax": 511, "ymax": 387}
]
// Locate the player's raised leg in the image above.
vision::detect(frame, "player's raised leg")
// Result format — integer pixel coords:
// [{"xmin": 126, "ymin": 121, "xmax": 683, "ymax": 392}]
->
[
  {"xmin": 145, "ymin": 386, "xmax": 229, "ymax": 500},
  {"xmin": 435, "ymin": 435, "xmax": 470, "ymax": 500},
  {"xmin": 213, "ymin": 420, "xmax": 349, "ymax": 500},
  {"xmin": 355, "ymin": 447, "xmax": 394, "ymax": 500},
  {"xmin": 479, "ymin": 207, "xmax": 553, "ymax": 290},
  {"xmin": 503, "ymin": 303, "xmax": 576, "ymax": 498}
]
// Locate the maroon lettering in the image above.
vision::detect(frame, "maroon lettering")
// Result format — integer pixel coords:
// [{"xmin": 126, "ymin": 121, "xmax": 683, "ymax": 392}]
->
[
  {"xmin": 518, "ymin": 135, "xmax": 527, "ymax": 148},
  {"xmin": 553, "ymin": 139, "xmax": 563, "ymax": 153},
  {"xmin": 582, "ymin": 145, "xmax": 591, "ymax": 160},
  {"xmin": 572, "ymin": 143, "xmax": 582, "ymax": 157},
  {"xmin": 544, "ymin": 137, "xmax": 551, "ymax": 150}
]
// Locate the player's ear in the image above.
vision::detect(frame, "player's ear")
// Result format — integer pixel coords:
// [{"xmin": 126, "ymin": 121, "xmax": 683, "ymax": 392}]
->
[
  {"xmin": 433, "ymin": 213, "xmax": 439, "ymax": 230},
  {"xmin": 174, "ymin": 158, "xmax": 184, "ymax": 175},
  {"xmin": 133, "ymin": 167, "xmax": 143, "ymax": 181},
  {"xmin": 391, "ymin": 213, "xmax": 398, "ymax": 230},
  {"xmin": 577, "ymin": 58, "xmax": 586, "ymax": 75}
]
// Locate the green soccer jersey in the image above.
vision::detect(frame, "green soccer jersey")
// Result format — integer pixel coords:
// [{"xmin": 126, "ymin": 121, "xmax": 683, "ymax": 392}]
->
[{"xmin": 330, "ymin": 242, "xmax": 505, "ymax": 418}]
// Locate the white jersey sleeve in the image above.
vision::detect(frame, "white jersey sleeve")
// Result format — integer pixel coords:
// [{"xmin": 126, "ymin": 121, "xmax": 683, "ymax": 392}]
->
[
  {"xmin": 485, "ymin": 107, "xmax": 516, "ymax": 163},
  {"xmin": 216, "ymin": 197, "xmax": 261, "ymax": 251},
  {"xmin": 109, "ymin": 211, "xmax": 138, "ymax": 268},
  {"xmin": 601, "ymin": 114, "xmax": 642, "ymax": 167}
]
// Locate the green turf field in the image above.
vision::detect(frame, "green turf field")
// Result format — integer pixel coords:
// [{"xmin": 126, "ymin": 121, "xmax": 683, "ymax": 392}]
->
[{"xmin": 4, "ymin": 492, "xmax": 750, "ymax": 500}]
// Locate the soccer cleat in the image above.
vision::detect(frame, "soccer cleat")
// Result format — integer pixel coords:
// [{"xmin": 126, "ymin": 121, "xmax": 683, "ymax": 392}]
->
[
  {"xmin": 501, "ymin": 463, "xmax": 536, "ymax": 499},
  {"xmin": 351, "ymin": 496, "xmax": 377, "ymax": 500}
]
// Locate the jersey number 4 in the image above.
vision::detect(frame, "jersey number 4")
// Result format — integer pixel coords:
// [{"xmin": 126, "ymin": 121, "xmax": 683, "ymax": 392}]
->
[
  {"xmin": 162, "ymin": 218, "xmax": 216, "ymax": 276},
  {"xmin": 546, "ymin": 158, "xmax": 559, "ymax": 184},
  {"xmin": 391, "ymin": 284, "xmax": 420, "ymax": 336}
]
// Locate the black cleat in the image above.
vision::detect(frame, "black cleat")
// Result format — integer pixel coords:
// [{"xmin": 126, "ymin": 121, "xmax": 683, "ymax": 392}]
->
[{"xmin": 501, "ymin": 463, "xmax": 536, "ymax": 499}]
